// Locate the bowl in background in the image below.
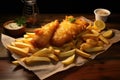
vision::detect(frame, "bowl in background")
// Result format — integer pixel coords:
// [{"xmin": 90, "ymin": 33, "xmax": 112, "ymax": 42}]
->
[{"xmin": 3, "ymin": 20, "xmax": 26, "ymax": 38}]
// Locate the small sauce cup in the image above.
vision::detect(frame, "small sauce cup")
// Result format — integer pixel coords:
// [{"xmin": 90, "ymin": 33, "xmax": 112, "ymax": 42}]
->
[
  {"xmin": 3, "ymin": 20, "xmax": 26, "ymax": 38},
  {"xmin": 94, "ymin": 8, "xmax": 111, "ymax": 22}
]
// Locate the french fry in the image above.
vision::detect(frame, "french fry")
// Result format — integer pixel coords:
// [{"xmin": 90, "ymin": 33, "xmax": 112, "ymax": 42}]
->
[
  {"xmin": 91, "ymin": 29, "xmax": 100, "ymax": 35},
  {"xmin": 13, "ymin": 42, "xmax": 35, "ymax": 52},
  {"xmin": 86, "ymin": 22, "xmax": 93, "ymax": 30},
  {"xmin": 23, "ymin": 32, "xmax": 35, "ymax": 38},
  {"xmin": 22, "ymin": 38, "xmax": 33, "ymax": 44},
  {"xmin": 11, "ymin": 42, "xmax": 16, "ymax": 46},
  {"xmin": 32, "ymin": 48, "xmax": 51, "ymax": 57},
  {"xmin": 75, "ymin": 49, "xmax": 91, "ymax": 58},
  {"xmin": 86, "ymin": 39, "xmax": 98, "ymax": 46},
  {"xmin": 13, "ymin": 42, "xmax": 32, "ymax": 48},
  {"xmin": 19, "ymin": 57, "xmax": 28, "ymax": 62},
  {"xmin": 80, "ymin": 43, "xmax": 92, "ymax": 51},
  {"xmin": 12, "ymin": 57, "xmax": 27, "ymax": 65},
  {"xmin": 58, "ymin": 49, "xmax": 75, "ymax": 58},
  {"xmin": 97, "ymin": 41, "xmax": 104, "ymax": 46},
  {"xmin": 54, "ymin": 49, "xmax": 61, "ymax": 55},
  {"xmin": 84, "ymin": 46, "xmax": 104, "ymax": 52},
  {"xmin": 82, "ymin": 33, "xmax": 99, "ymax": 39},
  {"xmin": 25, "ymin": 56, "xmax": 51, "ymax": 65},
  {"xmin": 12, "ymin": 61, "xmax": 19, "ymax": 65},
  {"xmin": 23, "ymin": 34, "xmax": 29, "ymax": 38},
  {"xmin": 62, "ymin": 42, "xmax": 75, "ymax": 51},
  {"xmin": 7, "ymin": 45, "xmax": 29, "ymax": 57},
  {"xmin": 99, "ymin": 35, "xmax": 109, "ymax": 44},
  {"xmin": 26, "ymin": 32, "xmax": 35, "ymax": 37},
  {"xmin": 48, "ymin": 53, "xmax": 59, "ymax": 61}
]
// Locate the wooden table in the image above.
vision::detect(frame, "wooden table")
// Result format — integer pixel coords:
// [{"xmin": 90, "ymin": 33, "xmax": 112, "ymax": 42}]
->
[{"xmin": 0, "ymin": 13, "xmax": 120, "ymax": 80}]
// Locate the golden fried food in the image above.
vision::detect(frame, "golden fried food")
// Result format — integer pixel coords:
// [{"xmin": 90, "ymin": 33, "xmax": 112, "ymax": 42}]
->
[
  {"xmin": 24, "ymin": 56, "xmax": 51, "ymax": 65},
  {"xmin": 7, "ymin": 45, "xmax": 29, "ymax": 57},
  {"xmin": 31, "ymin": 20, "xmax": 59, "ymax": 48},
  {"xmin": 76, "ymin": 49, "xmax": 91, "ymax": 58},
  {"xmin": 6, "ymin": 15, "xmax": 112, "ymax": 66},
  {"xmin": 52, "ymin": 16, "xmax": 89, "ymax": 46}
]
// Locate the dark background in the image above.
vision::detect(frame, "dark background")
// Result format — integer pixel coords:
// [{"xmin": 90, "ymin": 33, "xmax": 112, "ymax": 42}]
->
[{"xmin": 0, "ymin": 0, "xmax": 119, "ymax": 15}]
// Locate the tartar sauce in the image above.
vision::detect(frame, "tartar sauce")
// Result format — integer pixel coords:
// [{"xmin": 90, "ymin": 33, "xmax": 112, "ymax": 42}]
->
[{"xmin": 5, "ymin": 23, "xmax": 23, "ymax": 30}]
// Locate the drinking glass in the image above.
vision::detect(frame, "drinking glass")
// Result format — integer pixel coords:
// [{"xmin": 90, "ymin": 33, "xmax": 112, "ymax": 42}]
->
[{"xmin": 21, "ymin": 0, "xmax": 40, "ymax": 27}]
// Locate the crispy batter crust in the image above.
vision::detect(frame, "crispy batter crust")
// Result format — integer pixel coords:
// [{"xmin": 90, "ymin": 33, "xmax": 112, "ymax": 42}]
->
[
  {"xmin": 31, "ymin": 20, "xmax": 59, "ymax": 48},
  {"xmin": 52, "ymin": 16, "xmax": 89, "ymax": 46}
]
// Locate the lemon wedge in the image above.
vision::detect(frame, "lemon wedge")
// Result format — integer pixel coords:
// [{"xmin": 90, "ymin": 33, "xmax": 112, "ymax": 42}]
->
[
  {"xmin": 62, "ymin": 54, "xmax": 75, "ymax": 65},
  {"xmin": 93, "ymin": 20, "xmax": 106, "ymax": 32},
  {"xmin": 102, "ymin": 29, "xmax": 113, "ymax": 38}
]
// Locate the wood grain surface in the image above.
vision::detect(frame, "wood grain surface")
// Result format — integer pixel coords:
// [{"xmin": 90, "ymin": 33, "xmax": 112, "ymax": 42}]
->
[{"xmin": 0, "ymin": 13, "xmax": 120, "ymax": 80}]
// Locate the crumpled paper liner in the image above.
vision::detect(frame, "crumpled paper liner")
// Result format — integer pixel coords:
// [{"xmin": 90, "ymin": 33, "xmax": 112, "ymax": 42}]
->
[{"xmin": 1, "ymin": 29, "xmax": 120, "ymax": 80}]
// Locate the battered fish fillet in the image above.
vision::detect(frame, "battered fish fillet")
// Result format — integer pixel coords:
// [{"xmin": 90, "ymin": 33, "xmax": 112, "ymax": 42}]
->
[
  {"xmin": 32, "ymin": 20, "xmax": 59, "ymax": 48},
  {"xmin": 52, "ymin": 16, "xmax": 89, "ymax": 46}
]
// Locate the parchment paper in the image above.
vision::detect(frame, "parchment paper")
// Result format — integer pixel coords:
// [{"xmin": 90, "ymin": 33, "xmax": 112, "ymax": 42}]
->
[{"xmin": 1, "ymin": 29, "xmax": 120, "ymax": 80}]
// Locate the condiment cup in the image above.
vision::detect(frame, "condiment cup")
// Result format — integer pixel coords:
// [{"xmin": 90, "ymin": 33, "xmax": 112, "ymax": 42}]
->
[
  {"xmin": 94, "ymin": 8, "xmax": 111, "ymax": 22},
  {"xmin": 3, "ymin": 20, "xmax": 26, "ymax": 38}
]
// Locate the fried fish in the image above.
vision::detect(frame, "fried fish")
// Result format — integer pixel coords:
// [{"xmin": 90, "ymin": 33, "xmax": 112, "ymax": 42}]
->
[
  {"xmin": 52, "ymin": 16, "xmax": 89, "ymax": 46},
  {"xmin": 32, "ymin": 20, "xmax": 59, "ymax": 48}
]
